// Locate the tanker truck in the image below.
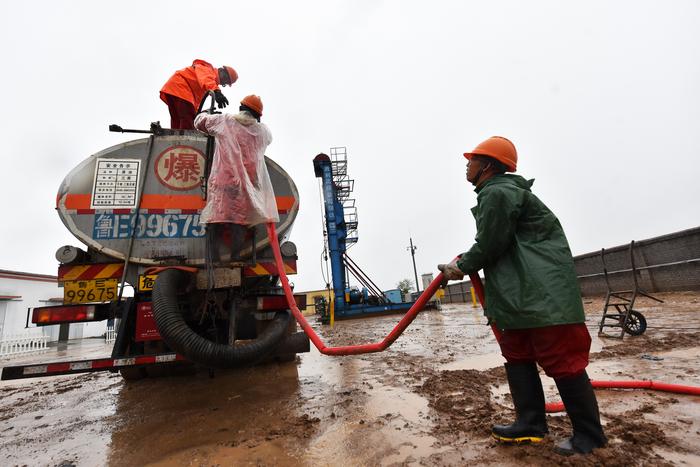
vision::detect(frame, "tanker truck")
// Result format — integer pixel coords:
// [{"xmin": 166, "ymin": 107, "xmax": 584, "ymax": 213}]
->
[{"xmin": 1, "ymin": 119, "xmax": 310, "ymax": 381}]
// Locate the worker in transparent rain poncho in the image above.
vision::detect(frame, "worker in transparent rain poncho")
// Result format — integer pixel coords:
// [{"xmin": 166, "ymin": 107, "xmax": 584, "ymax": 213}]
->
[{"xmin": 194, "ymin": 94, "xmax": 279, "ymax": 265}]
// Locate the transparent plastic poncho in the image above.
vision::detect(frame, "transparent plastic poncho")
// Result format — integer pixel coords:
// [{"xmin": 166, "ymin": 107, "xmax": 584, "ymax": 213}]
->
[{"xmin": 194, "ymin": 111, "xmax": 279, "ymax": 225}]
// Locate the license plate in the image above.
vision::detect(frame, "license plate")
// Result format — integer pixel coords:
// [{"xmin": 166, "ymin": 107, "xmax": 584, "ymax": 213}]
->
[
  {"xmin": 64, "ymin": 278, "xmax": 117, "ymax": 304},
  {"xmin": 138, "ymin": 274, "xmax": 158, "ymax": 292}
]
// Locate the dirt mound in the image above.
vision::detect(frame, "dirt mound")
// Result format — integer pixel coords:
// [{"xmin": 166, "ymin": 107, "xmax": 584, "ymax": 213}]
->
[
  {"xmin": 594, "ymin": 331, "xmax": 700, "ymax": 359},
  {"xmin": 419, "ymin": 367, "xmax": 682, "ymax": 466},
  {"xmin": 420, "ymin": 368, "xmax": 504, "ymax": 437}
]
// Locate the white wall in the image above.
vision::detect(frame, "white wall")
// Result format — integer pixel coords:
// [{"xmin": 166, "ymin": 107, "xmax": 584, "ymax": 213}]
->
[{"xmin": 0, "ymin": 270, "xmax": 107, "ymax": 342}]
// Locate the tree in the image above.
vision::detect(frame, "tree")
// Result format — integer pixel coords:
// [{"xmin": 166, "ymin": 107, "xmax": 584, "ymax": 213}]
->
[{"xmin": 396, "ymin": 279, "xmax": 414, "ymax": 299}]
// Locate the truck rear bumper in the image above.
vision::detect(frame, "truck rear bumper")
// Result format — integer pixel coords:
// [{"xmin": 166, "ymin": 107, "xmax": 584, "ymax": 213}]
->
[{"xmin": 1, "ymin": 332, "xmax": 311, "ymax": 381}]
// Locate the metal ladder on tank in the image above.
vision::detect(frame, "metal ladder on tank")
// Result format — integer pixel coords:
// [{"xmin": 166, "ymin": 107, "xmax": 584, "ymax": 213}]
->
[{"xmin": 598, "ymin": 240, "xmax": 663, "ymax": 339}]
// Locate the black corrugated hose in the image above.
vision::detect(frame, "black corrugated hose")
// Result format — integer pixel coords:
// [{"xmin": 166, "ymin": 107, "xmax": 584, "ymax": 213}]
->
[{"xmin": 152, "ymin": 268, "xmax": 291, "ymax": 368}]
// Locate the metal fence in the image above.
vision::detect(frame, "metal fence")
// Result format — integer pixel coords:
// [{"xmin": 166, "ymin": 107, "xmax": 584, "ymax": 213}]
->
[
  {"xmin": 105, "ymin": 324, "xmax": 117, "ymax": 343},
  {"xmin": 0, "ymin": 333, "xmax": 49, "ymax": 358}
]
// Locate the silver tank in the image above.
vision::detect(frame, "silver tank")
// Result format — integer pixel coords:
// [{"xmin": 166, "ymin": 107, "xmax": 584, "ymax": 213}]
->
[{"xmin": 55, "ymin": 131, "xmax": 299, "ymax": 266}]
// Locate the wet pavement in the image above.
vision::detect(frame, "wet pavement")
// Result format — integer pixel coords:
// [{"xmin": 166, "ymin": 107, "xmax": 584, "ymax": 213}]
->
[{"xmin": 1, "ymin": 291, "xmax": 699, "ymax": 466}]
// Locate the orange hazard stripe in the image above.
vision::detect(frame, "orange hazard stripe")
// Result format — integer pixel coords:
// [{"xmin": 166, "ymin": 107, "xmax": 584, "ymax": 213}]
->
[
  {"xmin": 58, "ymin": 264, "xmax": 124, "ymax": 282},
  {"xmin": 276, "ymin": 196, "xmax": 296, "ymax": 211},
  {"xmin": 62, "ymin": 194, "xmax": 296, "ymax": 212},
  {"xmin": 62, "ymin": 194, "xmax": 91, "ymax": 209},
  {"xmin": 244, "ymin": 261, "xmax": 297, "ymax": 277},
  {"xmin": 141, "ymin": 194, "xmax": 204, "ymax": 210}
]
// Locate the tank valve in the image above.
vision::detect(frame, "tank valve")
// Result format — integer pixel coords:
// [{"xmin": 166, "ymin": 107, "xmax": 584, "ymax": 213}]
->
[
  {"xmin": 280, "ymin": 241, "xmax": 297, "ymax": 257},
  {"xmin": 55, "ymin": 245, "xmax": 88, "ymax": 264}
]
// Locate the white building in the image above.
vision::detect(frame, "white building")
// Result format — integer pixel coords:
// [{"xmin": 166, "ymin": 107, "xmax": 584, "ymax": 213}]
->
[{"xmin": 0, "ymin": 269, "xmax": 107, "ymax": 342}]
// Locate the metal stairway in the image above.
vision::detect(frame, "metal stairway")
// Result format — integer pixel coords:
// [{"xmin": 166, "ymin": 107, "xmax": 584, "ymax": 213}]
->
[{"xmin": 330, "ymin": 147, "xmax": 358, "ymax": 247}]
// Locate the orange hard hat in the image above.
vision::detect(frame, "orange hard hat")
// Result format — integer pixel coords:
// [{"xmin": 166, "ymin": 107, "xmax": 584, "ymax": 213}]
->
[
  {"xmin": 223, "ymin": 66, "xmax": 238, "ymax": 84},
  {"xmin": 240, "ymin": 94, "xmax": 263, "ymax": 116},
  {"xmin": 463, "ymin": 136, "xmax": 517, "ymax": 172}
]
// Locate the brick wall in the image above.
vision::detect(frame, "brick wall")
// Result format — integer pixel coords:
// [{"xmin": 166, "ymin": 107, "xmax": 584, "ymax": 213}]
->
[
  {"xmin": 574, "ymin": 226, "xmax": 700, "ymax": 296},
  {"xmin": 441, "ymin": 226, "xmax": 700, "ymax": 302}
]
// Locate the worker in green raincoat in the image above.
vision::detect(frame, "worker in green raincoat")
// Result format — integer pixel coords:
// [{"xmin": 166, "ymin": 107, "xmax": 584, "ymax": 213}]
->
[{"xmin": 437, "ymin": 136, "xmax": 607, "ymax": 456}]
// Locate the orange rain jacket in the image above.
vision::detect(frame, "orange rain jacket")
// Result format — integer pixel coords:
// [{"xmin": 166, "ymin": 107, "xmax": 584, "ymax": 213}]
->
[{"xmin": 160, "ymin": 59, "xmax": 221, "ymax": 108}]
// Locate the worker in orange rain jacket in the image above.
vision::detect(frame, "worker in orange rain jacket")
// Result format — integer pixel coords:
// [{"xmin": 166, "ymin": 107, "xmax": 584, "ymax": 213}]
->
[
  {"xmin": 194, "ymin": 95, "xmax": 279, "ymax": 264},
  {"xmin": 160, "ymin": 59, "xmax": 238, "ymax": 130},
  {"xmin": 438, "ymin": 136, "xmax": 607, "ymax": 456}
]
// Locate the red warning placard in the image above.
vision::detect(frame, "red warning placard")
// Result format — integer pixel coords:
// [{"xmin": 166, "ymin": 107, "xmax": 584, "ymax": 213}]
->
[
  {"xmin": 135, "ymin": 302, "xmax": 161, "ymax": 342},
  {"xmin": 154, "ymin": 145, "xmax": 206, "ymax": 191}
]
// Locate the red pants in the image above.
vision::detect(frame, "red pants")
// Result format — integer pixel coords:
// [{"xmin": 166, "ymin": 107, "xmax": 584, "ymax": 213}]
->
[
  {"xmin": 164, "ymin": 94, "xmax": 196, "ymax": 129},
  {"xmin": 498, "ymin": 323, "xmax": 591, "ymax": 379}
]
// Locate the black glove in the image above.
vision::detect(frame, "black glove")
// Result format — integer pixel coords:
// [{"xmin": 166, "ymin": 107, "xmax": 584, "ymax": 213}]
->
[{"xmin": 214, "ymin": 89, "xmax": 229, "ymax": 109}]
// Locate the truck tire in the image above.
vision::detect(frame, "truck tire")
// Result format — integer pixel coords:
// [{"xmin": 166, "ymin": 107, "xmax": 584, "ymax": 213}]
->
[
  {"xmin": 119, "ymin": 367, "xmax": 147, "ymax": 381},
  {"xmin": 152, "ymin": 268, "xmax": 291, "ymax": 369}
]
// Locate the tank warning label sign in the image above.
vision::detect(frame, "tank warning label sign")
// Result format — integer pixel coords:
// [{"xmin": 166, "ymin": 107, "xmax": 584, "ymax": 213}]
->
[
  {"xmin": 92, "ymin": 213, "xmax": 206, "ymax": 239},
  {"xmin": 135, "ymin": 302, "xmax": 161, "ymax": 341},
  {"xmin": 154, "ymin": 145, "xmax": 206, "ymax": 191},
  {"xmin": 91, "ymin": 159, "xmax": 141, "ymax": 208}
]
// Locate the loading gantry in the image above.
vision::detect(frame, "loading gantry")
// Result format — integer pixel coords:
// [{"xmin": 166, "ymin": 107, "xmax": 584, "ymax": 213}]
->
[{"xmin": 313, "ymin": 148, "xmax": 414, "ymax": 319}]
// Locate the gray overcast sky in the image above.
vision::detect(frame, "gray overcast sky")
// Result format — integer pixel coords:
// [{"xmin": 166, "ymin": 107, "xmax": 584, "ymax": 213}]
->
[{"xmin": 1, "ymin": 1, "xmax": 698, "ymax": 292}]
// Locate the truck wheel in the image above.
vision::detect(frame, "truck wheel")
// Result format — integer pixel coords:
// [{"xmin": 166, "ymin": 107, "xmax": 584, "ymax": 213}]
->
[{"xmin": 119, "ymin": 367, "xmax": 147, "ymax": 381}]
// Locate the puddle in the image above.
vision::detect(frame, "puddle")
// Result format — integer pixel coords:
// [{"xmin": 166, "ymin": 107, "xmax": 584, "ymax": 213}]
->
[
  {"xmin": 303, "ymin": 381, "xmax": 445, "ymax": 466},
  {"xmin": 653, "ymin": 449, "xmax": 700, "ymax": 466},
  {"xmin": 148, "ymin": 439, "xmax": 301, "ymax": 467},
  {"xmin": 1, "ymin": 291, "xmax": 699, "ymax": 465}
]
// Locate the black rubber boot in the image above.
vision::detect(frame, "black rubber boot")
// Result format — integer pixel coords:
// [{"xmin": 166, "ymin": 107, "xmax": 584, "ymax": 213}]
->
[
  {"xmin": 554, "ymin": 371, "xmax": 607, "ymax": 455},
  {"xmin": 492, "ymin": 362, "xmax": 548, "ymax": 443}
]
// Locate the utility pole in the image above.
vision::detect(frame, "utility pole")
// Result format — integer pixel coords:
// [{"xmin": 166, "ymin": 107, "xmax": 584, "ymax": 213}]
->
[{"xmin": 406, "ymin": 237, "xmax": 420, "ymax": 293}]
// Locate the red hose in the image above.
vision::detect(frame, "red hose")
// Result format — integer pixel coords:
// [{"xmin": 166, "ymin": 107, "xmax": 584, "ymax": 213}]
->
[
  {"xmin": 268, "ymin": 222, "xmax": 700, "ymax": 406},
  {"xmin": 466, "ymin": 266, "xmax": 700, "ymax": 411},
  {"xmin": 467, "ymin": 269, "xmax": 503, "ymax": 342},
  {"xmin": 268, "ymin": 223, "xmax": 471, "ymax": 355},
  {"xmin": 545, "ymin": 380, "xmax": 700, "ymax": 412}
]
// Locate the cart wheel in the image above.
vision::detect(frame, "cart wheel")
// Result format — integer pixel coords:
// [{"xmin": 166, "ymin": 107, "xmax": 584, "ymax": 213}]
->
[{"xmin": 624, "ymin": 310, "xmax": 647, "ymax": 336}]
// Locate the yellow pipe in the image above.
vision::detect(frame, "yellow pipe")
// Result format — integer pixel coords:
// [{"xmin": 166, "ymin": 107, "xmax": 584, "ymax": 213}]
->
[{"xmin": 471, "ymin": 286, "xmax": 477, "ymax": 308}]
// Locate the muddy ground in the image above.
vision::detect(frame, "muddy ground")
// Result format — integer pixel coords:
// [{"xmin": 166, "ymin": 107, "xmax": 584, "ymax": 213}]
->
[{"xmin": 1, "ymin": 291, "xmax": 699, "ymax": 466}]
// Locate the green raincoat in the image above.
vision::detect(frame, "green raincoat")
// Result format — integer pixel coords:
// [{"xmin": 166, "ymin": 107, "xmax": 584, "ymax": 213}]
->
[{"xmin": 456, "ymin": 174, "xmax": 584, "ymax": 329}]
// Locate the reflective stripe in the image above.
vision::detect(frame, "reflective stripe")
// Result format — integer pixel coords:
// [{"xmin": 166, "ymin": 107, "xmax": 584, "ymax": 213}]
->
[
  {"xmin": 60, "ymin": 265, "xmax": 91, "ymax": 281},
  {"xmin": 23, "ymin": 365, "xmax": 48, "ymax": 375},
  {"xmin": 63, "ymin": 193, "xmax": 295, "ymax": 213},
  {"xmin": 243, "ymin": 261, "xmax": 297, "ymax": 277},
  {"xmin": 58, "ymin": 264, "xmax": 124, "ymax": 281},
  {"xmin": 114, "ymin": 358, "xmax": 136, "ymax": 366},
  {"xmin": 251, "ymin": 264, "xmax": 269, "ymax": 275},
  {"xmin": 156, "ymin": 354, "xmax": 177, "ymax": 363},
  {"xmin": 70, "ymin": 361, "xmax": 92, "ymax": 371}
]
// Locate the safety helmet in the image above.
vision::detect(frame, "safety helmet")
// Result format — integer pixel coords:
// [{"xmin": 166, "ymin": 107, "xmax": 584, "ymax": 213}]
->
[
  {"xmin": 463, "ymin": 136, "xmax": 517, "ymax": 172},
  {"xmin": 240, "ymin": 94, "xmax": 263, "ymax": 116},
  {"xmin": 222, "ymin": 66, "xmax": 238, "ymax": 84}
]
